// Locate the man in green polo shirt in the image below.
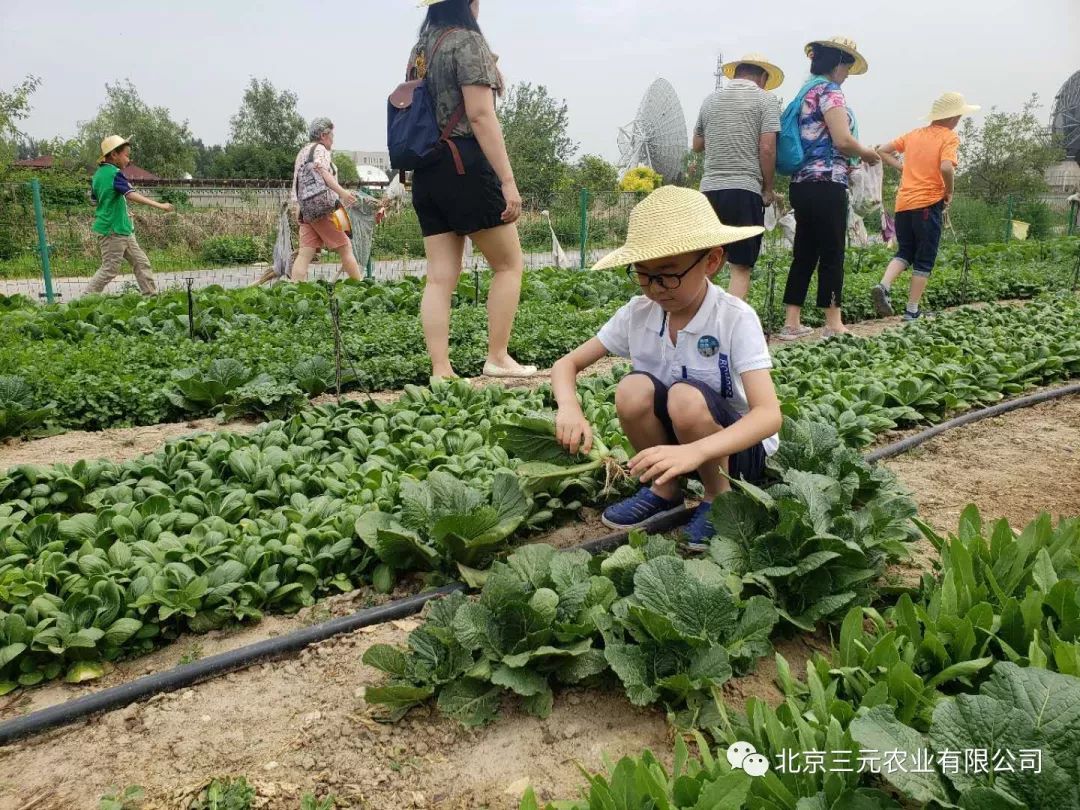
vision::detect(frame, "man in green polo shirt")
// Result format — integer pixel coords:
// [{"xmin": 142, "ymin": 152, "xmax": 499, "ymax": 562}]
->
[{"xmin": 87, "ymin": 135, "xmax": 173, "ymax": 295}]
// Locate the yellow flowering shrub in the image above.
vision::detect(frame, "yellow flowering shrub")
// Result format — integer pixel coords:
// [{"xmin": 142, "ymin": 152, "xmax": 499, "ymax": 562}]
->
[{"xmin": 619, "ymin": 166, "xmax": 663, "ymax": 193}]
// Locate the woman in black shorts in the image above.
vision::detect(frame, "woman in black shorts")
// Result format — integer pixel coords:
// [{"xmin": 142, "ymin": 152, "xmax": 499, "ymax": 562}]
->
[{"xmin": 409, "ymin": 0, "xmax": 537, "ymax": 379}]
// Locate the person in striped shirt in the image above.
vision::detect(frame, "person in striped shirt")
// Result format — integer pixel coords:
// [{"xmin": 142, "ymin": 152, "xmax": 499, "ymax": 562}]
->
[{"xmin": 692, "ymin": 54, "xmax": 783, "ymax": 300}]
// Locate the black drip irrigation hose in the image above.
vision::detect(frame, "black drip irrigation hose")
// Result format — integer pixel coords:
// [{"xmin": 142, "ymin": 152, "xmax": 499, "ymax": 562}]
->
[
  {"xmin": 0, "ymin": 510, "xmax": 689, "ymax": 747},
  {"xmin": 0, "ymin": 585, "xmax": 465, "ymax": 746},
  {"xmin": 3, "ymin": 382, "xmax": 1079, "ymax": 746},
  {"xmin": 865, "ymin": 382, "xmax": 1080, "ymax": 463}
]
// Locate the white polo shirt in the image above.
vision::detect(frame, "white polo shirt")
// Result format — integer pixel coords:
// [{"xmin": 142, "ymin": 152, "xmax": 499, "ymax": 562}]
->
[{"xmin": 597, "ymin": 281, "xmax": 778, "ymax": 455}]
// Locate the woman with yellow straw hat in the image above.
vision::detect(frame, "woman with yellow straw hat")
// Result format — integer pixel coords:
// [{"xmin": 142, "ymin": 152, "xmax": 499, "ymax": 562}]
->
[
  {"xmin": 779, "ymin": 37, "xmax": 880, "ymax": 340},
  {"xmin": 551, "ymin": 186, "xmax": 782, "ymax": 550},
  {"xmin": 406, "ymin": 0, "xmax": 537, "ymax": 379}
]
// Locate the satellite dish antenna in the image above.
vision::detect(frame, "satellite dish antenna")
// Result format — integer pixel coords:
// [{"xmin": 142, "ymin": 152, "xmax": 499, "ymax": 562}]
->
[
  {"xmin": 617, "ymin": 78, "xmax": 688, "ymax": 184},
  {"xmin": 1052, "ymin": 70, "xmax": 1080, "ymax": 163}
]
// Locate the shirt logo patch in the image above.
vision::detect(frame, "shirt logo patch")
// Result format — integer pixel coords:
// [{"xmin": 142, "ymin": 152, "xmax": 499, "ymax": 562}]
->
[{"xmin": 697, "ymin": 335, "xmax": 720, "ymax": 358}]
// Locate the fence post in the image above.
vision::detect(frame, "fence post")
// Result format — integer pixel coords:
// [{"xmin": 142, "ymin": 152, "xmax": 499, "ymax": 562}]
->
[
  {"xmin": 1072, "ymin": 242, "xmax": 1080, "ymax": 292},
  {"xmin": 578, "ymin": 188, "xmax": 589, "ymax": 270},
  {"xmin": 1004, "ymin": 195, "xmax": 1014, "ymax": 243},
  {"xmin": 961, "ymin": 242, "xmax": 972, "ymax": 305},
  {"xmin": 764, "ymin": 255, "xmax": 777, "ymax": 340},
  {"xmin": 186, "ymin": 278, "xmax": 195, "ymax": 339},
  {"xmin": 1070, "ymin": 199, "xmax": 1078, "ymax": 238},
  {"xmin": 29, "ymin": 179, "xmax": 55, "ymax": 304}
]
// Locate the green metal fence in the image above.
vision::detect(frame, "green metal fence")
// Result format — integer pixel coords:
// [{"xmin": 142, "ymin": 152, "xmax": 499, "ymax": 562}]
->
[{"xmin": 0, "ymin": 174, "xmax": 1076, "ymax": 303}]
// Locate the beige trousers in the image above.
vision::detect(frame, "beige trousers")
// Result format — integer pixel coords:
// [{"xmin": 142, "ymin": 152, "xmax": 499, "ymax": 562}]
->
[{"xmin": 87, "ymin": 234, "xmax": 158, "ymax": 295}]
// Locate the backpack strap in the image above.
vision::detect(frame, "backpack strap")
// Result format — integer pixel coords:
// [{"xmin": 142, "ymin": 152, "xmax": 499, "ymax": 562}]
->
[{"xmin": 425, "ymin": 28, "xmax": 469, "ymax": 175}]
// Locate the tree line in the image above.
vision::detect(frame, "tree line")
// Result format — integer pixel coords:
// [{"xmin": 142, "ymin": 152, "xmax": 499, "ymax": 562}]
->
[{"xmin": 0, "ymin": 75, "xmax": 1066, "ymax": 208}]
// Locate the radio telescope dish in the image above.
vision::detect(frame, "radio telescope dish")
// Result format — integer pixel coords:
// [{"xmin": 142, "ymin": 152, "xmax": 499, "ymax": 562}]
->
[
  {"xmin": 1052, "ymin": 70, "xmax": 1080, "ymax": 162},
  {"xmin": 618, "ymin": 78, "xmax": 688, "ymax": 184}
]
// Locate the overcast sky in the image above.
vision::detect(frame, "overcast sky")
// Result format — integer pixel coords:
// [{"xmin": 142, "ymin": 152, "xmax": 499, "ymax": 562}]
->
[{"xmin": 3, "ymin": 0, "xmax": 1078, "ymax": 165}]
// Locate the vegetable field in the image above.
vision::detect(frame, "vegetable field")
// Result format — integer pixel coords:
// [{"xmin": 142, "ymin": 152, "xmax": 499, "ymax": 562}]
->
[
  {"xmin": 0, "ymin": 248, "xmax": 1078, "ymax": 808},
  {"xmin": 0, "ymin": 239, "xmax": 1076, "ymax": 435}
]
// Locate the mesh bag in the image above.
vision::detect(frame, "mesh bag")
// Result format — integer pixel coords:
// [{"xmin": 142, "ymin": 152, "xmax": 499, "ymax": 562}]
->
[
  {"xmin": 345, "ymin": 195, "xmax": 380, "ymax": 268},
  {"xmin": 271, "ymin": 204, "xmax": 293, "ymax": 280},
  {"xmin": 849, "ymin": 162, "xmax": 883, "ymax": 214}
]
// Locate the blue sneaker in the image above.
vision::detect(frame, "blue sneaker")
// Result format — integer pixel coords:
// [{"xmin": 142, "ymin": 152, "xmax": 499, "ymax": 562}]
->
[
  {"xmin": 903, "ymin": 308, "xmax": 934, "ymax": 321},
  {"xmin": 683, "ymin": 502, "xmax": 715, "ymax": 552},
  {"xmin": 601, "ymin": 487, "xmax": 684, "ymax": 530}
]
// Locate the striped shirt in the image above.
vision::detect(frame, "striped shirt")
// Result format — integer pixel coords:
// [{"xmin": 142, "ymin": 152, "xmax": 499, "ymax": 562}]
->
[{"xmin": 694, "ymin": 80, "xmax": 781, "ymax": 196}]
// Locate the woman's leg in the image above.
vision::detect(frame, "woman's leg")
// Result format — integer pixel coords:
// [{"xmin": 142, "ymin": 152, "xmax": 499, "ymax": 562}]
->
[
  {"xmin": 816, "ymin": 183, "xmax": 849, "ymax": 331},
  {"xmin": 290, "ymin": 246, "xmax": 318, "ymax": 282},
  {"xmin": 335, "ymin": 244, "xmax": 361, "ymax": 281},
  {"xmin": 469, "ymin": 223, "xmax": 531, "ymax": 371},
  {"xmin": 421, "ymin": 232, "xmax": 466, "ymax": 378},
  {"xmin": 783, "ymin": 183, "xmax": 819, "ymax": 329}
]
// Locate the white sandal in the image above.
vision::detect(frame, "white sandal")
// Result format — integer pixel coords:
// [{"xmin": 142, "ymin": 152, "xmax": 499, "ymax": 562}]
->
[{"xmin": 483, "ymin": 361, "xmax": 540, "ymax": 378}]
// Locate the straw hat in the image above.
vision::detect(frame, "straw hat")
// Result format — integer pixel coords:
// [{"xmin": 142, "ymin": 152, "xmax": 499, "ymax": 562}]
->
[
  {"xmin": 925, "ymin": 92, "xmax": 981, "ymax": 121},
  {"xmin": 97, "ymin": 135, "xmax": 131, "ymax": 163},
  {"xmin": 592, "ymin": 186, "xmax": 765, "ymax": 271},
  {"xmin": 804, "ymin": 36, "xmax": 868, "ymax": 75},
  {"xmin": 722, "ymin": 53, "xmax": 785, "ymax": 91}
]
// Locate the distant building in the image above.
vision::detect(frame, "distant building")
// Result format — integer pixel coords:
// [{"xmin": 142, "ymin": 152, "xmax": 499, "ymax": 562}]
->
[
  {"xmin": 340, "ymin": 150, "xmax": 391, "ymax": 172},
  {"xmin": 10, "ymin": 154, "xmax": 161, "ymax": 181},
  {"xmin": 1045, "ymin": 159, "xmax": 1080, "ymax": 193},
  {"xmin": 11, "ymin": 155, "xmax": 54, "ymax": 169}
]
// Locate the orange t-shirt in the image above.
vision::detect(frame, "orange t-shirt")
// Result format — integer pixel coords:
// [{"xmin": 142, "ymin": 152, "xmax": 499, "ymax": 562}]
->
[{"xmin": 892, "ymin": 125, "xmax": 960, "ymax": 213}]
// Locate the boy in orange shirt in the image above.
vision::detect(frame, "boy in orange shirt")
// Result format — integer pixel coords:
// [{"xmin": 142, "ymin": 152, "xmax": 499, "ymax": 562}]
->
[{"xmin": 871, "ymin": 92, "xmax": 979, "ymax": 320}]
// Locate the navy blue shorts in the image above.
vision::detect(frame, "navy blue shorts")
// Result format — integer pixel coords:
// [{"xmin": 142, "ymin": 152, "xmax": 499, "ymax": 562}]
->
[
  {"xmin": 894, "ymin": 200, "xmax": 945, "ymax": 276},
  {"xmin": 629, "ymin": 371, "xmax": 767, "ymax": 484}
]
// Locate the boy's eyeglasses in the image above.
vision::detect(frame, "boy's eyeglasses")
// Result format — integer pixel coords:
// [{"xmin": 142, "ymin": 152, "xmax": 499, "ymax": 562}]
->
[{"xmin": 625, "ymin": 250, "xmax": 710, "ymax": 291}]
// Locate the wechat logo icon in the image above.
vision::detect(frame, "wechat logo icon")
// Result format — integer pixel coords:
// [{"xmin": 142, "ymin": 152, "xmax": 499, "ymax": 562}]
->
[{"xmin": 727, "ymin": 741, "xmax": 770, "ymax": 777}]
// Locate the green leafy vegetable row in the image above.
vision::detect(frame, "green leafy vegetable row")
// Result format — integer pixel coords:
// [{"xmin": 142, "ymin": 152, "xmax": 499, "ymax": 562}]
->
[
  {"xmin": 0, "ymin": 378, "xmax": 626, "ymax": 692},
  {"xmin": 531, "ymin": 509, "xmax": 1080, "ymax": 809},
  {"xmin": 1, "ymin": 240, "xmax": 1076, "ymax": 434},
  {"xmin": 776, "ymin": 296, "xmax": 1080, "ymax": 446},
  {"xmin": 2, "ymin": 298, "xmax": 1079, "ymax": 692},
  {"xmin": 361, "ymin": 417, "xmax": 917, "ymax": 726}
]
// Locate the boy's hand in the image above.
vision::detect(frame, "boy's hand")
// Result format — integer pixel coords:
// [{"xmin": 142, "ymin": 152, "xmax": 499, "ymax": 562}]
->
[
  {"xmin": 159, "ymin": 202, "xmax": 174, "ymax": 213},
  {"xmin": 630, "ymin": 443, "xmax": 706, "ymax": 487},
  {"xmin": 555, "ymin": 407, "xmax": 593, "ymax": 455}
]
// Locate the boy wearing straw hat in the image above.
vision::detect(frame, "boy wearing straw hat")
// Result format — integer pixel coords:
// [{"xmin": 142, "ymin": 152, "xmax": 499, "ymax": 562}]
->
[
  {"xmin": 871, "ymin": 92, "xmax": 980, "ymax": 320},
  {"xmin": 692, "ymin": 53, "xmax": 784, "ymax": 300},
  {"xmin": 86, "ymin": 136, "xmax": 173, "ymax": 296},
  {"xmin": 551, "ymin": 186, "xmax": 783, "ymax": 549}
]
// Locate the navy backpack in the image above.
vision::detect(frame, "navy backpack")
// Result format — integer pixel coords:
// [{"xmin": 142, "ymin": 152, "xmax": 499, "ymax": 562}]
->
[{"xmin": 387, "ymin": 28, "xmax": 466, "ymax": 175}]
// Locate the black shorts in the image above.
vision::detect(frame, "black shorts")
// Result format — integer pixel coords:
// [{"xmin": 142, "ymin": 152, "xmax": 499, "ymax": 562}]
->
[
  {"xmin": 894, "ymin": 201, "xmax": 945, "ymax": 276},
  {"xmin": 704, "ymin": 189, "xmax": 766, "ymax": 268},
  {"xmin": 411, "ymin": 138, "xmax": 505, "ymax": 237},
  {"xmin": 629, "ymin": 371, "xmax": 767, "ymax": 484}
]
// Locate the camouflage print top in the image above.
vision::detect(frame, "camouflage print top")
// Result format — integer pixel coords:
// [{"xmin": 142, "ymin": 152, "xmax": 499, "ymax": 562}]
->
[{"xmin": 410, "ymin": 27, "xmax": 500, "ymax": 139}]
